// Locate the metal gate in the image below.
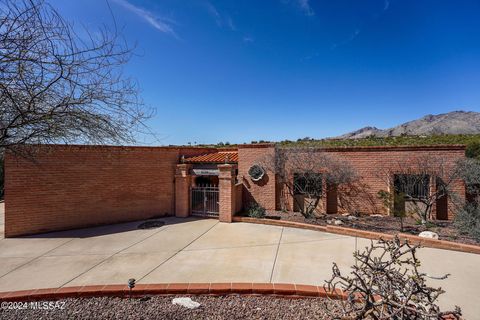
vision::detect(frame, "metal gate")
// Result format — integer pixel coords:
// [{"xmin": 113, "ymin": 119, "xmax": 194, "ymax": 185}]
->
[{"xmin": 191, "ymin": 186, "xmax": 219, "ymax": 216}]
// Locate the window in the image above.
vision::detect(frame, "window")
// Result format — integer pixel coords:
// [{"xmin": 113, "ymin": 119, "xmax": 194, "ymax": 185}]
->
[
  {"xmin": 293, "ymin": 173, "xmax": 323, "ymax": 196},
  {"xmin": 394, "ymin": 174, "xmax": 430, "ymax": 199}
]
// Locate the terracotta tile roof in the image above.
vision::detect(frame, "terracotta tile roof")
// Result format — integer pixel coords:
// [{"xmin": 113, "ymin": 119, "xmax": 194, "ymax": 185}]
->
[{"xmin": 183, "ymin": 151, "xmax": 238, "ymax": 164}]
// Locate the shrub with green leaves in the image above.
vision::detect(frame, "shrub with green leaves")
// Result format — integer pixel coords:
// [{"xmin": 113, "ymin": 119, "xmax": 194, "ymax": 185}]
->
[
  {"xmin": 247, "ymin": 203, "xmax": 266, "ymax": 218},
  {"xmin": 378, "ymin": 190, "xmax": 408, "ymax": 231},
  {"xmin": 454, "ymin": 203, "xmax": 480, "ymax": 242},
  {"xmin": 0, "ymin": 152, "xmax": 3, "ymax": 200},
  {"xmin": 466, "ymin": 141, "xmax": 480, "ymax": 160}
]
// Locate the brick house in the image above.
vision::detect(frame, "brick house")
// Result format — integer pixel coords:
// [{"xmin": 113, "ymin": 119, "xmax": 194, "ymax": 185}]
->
[{"xmin": 4, "ymin": 143, "xmax": 466, "ymax": 237}]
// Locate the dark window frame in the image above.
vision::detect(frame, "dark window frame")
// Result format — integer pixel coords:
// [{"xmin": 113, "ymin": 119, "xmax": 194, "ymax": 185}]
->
[
  {"xmin": 293, "ymin": 172, "xmax": 323, "ymax": 197},
  {"xmin": 394, "ymin": 174, "xmax": 430, "ymax": 199}
]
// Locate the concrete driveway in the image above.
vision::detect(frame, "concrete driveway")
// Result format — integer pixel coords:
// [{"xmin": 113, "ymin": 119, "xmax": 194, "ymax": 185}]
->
[{"xmin": 0, "ymin": 206, "xmax": 479, "ymax": 319}]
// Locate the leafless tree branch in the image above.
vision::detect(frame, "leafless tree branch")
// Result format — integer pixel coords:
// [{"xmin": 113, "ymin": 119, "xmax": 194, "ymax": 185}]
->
[{"xmin": 0, "ymin": 0, "xmax": 154, "ymax": 155}]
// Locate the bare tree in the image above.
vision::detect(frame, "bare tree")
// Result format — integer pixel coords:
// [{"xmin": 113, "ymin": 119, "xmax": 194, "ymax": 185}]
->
[
  {"xmin": 324, "ymin": 236, "xmax": 462, "ymax": 320},
  {"xmin": 455, "ymin": 158, "xmax": 480, "ymax": 203},
  {"xmin": 259, "ymin": 146, "xmax": 362, "ymax": 218},
  {"xmin": 453, "ymin": 158, "xmax": 480, "ymax": 241},
  {"xmin": 0, "ymin": 0, "xmax": 152, "ymax": 153},
  {"xmin": 377, "ymin": 155, "xmax": 461, "ymax": 225}
]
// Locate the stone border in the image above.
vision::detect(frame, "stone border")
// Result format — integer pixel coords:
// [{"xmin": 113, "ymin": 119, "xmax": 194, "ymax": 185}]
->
[
  {"xmin": 0, "ymin": 283, "xmax": 459, "ymax": 320},
  {"xmin": 0, "ymin": 283, "xmax": 347, "ymax": 302},
  {"xmin": 232, "ymin": 216, "xmax": 480, "ymax": 255}
]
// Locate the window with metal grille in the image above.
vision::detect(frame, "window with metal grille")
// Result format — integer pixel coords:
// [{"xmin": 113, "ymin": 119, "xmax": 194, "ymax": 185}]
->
[
  {"xmin": 394, "ymin": 174, "xmax": 430, "ymax": 199},
  {"xmin": 293, "ymin": 173, "xmax": 323, "ymax": 197}
]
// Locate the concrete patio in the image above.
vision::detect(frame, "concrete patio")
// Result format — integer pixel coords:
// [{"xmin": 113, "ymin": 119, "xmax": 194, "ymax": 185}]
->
[{"xmin": 0, "ymin": 204, "xmax": 479, "ymax": 319}]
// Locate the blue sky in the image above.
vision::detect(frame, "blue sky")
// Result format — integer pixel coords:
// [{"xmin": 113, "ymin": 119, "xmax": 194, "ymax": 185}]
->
[{"xmin": 50, "ymin": 0, "xmax": 480, "ymax": 145}]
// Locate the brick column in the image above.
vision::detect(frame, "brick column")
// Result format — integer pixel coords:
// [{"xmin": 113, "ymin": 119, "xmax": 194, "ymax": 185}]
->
[
  {"xmin": 175, "ymin": 164, "xmax": 192, "ymax": 218},
  {"xmin": 218, "ymin": 164, "xmax": 236, "ymax": 223}
]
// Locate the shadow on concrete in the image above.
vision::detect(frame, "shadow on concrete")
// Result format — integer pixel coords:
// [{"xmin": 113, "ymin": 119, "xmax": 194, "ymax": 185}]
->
[{"xmin": 20, "ymin": 216, "xmax": 212, "ymax": 239}]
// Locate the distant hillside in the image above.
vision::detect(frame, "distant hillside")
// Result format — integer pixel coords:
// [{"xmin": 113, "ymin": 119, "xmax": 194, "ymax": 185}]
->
[{"xmin": 335, "ymin": 111, "xmax": 480, "ymax": 139}]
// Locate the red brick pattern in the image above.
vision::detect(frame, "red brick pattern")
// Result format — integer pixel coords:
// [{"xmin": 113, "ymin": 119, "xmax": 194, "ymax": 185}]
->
[
  {"xmin": 238, "ymin": 145, "xmax": 466, "ymax": 218},
  {"xmin": 0, "ymin": 283, "xmax": 348, "ymax": 302},
  {"xmin": 4, "ymin": 144, "xmax": 466, "ymax": 237},
  {"xmin": 4, "ymin": 145, "xmax": 216, "ymax": 237},
  {"xmin": 175, "ymin": 164, "xmax": 192, "ymax": 218},
  {"xmin": 233, "ymin": 216, "xmax": 480, "ymax": 254},
  {"xmin": 218, "ymin": 164, "xmax": 237, "ymax": 223},
  {"xmin": 238, "ymin": 145, "xmax": 277, "ymax": 210}
]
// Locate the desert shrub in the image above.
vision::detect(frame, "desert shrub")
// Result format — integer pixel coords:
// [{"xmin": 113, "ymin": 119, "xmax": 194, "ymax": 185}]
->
[
  {"xmin": 247, "ymin": 203, "xmax": 266, "ymax": 218},
  {"xmin": 378, "ymin": 190, "xmax": 408, "ymax": 231},
  {"xmin": 454, "ymin": 203, "xmax": 480, "ymax": 242},
  {"xmin": 324, "ymin": 236, "xmax": 461, "ymax": 319},
  {"xmin": 0, "ymin": 153, "xmax": 3, "ymax": 200},
  {"xmin": 466, "ymin": 141, "xmax": 480, "ymax": 160}
]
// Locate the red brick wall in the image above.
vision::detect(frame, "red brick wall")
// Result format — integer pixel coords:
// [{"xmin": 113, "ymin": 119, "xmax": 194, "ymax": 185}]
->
[
  {"xmin": 330, "ymin": 146, "xmax": 466, "ymax": 217},
  {"xmin": 238, "ymin": 145, "xmax": 466, "ymax": 218},
  {"xmin": 238, "ymin": 145, "xmax": 277, "ymax": 210},
  {"xmin": 4, "ymin": 145, "xmax": 216, "ymax": 237}
]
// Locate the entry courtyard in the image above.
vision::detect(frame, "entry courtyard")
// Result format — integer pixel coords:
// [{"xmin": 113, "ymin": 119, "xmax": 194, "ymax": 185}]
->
[{"xmin": 0, "ymin": 202, "xmax": 479, "ymax": 319}]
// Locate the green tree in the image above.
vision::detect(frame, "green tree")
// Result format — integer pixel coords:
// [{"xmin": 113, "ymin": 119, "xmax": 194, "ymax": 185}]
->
[
  {"xmin": 466, "ymin": 141, "xmax": 480, "ymax": 160},
  {"xmin": 0, "ymin": 152, "xmax": 3, "ymax": 199},
  {"xmin": 378, "ymin": 190, "xmax": 407, "ymax": 232}
]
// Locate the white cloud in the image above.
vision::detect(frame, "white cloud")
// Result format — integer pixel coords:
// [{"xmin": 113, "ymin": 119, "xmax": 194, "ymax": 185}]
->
[
  {"xmin": 331, "ymin": 28, "xmax": 361, "ymax": 49},
  {"xmin": 226, "ymin": 16, "xmax": 236, "ymax": 31},
  {"xmin": 243, "ymin": 36, "xmax": 254, "ymax": 43},
  {"xmin": 111, "ymin": 0, "xmax": 178, "ymax": 38},
  {"xmin": 282, "ymin": 0, "xmax": 314, "ymax": 16},
  {"xmin": 297, "ymin": 0, "xmax": 314, "ymax": 16},
  {"xmin": 204, "ymin": 1, "xmax": 222, "ymax": 27},
  {"xmin": 384, "ymin": 0, "xmax": 390, "ymax": 11},
  {"xmin": 204, "ymin": 1, "xmax": 236, "ymax": 31}
]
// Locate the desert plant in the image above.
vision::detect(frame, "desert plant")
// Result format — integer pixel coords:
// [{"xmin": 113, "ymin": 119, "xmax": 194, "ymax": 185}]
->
[
  {"xmin": 454, "ymin": 203, "xmax": 480, "ymax": 242},
  {"xmin": 0, "ymin": 0, "xmax": 152, "ymax": 154},
  {"xmin": 0, "ymin": 152, "xmax": 3, "ymax": 199},
  {"xmin": 247, "ymin": 203, "xmax": 266, "ymax": 218},
  {"xmin": 455, "ymin": 158, "xmax": 480, "ymax": 203},
  {"xmin": 377, "ymin": 190, "xmax": 407, "ymax": 232},
  {"xmin": 466, "ymin": 141, "xmax": 480, "ymax": 160},
  {"xmin": 259, "ymin": 146, "xmax": 362, "ymax": 218},
  {"xmin": 324, "ymin": 236, "xmax": 461, "ymax": 319},
  {"xmin": 376, "ymin": 155, "xmax": 462, "ymax": 225}
]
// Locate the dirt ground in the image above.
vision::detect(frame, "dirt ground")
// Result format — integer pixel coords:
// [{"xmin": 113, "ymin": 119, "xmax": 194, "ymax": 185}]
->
[{"xmin": 259, "ymin": 210, "xmax": 478, "ymax": 246}]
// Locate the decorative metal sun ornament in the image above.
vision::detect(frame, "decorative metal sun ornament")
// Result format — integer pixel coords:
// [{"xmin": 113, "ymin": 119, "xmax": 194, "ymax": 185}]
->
[{"xmin": 248, "ymin": 164, "xmax": 265, "ymax": 181}]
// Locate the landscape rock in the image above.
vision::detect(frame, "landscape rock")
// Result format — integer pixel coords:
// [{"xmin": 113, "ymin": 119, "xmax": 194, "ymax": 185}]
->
[
  {"xmin": 333, "ymin": 219, "xmax": 343, "ymax": 226},
  {"xmin": 172, "ymin": 297, "xmax": 201, "ymax": 309},
  {"xmin": 370, "ymin": 214, "xmax": 384, "ymax": 218},
  {"xmin": 418, "ymin": 231, "xmax": 439, "ymax": 240},
  {"xmin": 347, "ymin": 216, "xmax": 357, "ymax": 221}
]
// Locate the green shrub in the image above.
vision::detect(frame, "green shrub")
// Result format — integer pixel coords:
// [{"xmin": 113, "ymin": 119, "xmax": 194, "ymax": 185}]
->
[
  {"xmin": 466, "ymin": 141, "xmax": 480, "ymax": 160},
  {"xmin": 377, "ymin": 190, "xmax": 408, "ymax": 231},
  {"xmin": 454, "ymin": 204, "xmax": 480, "ymax": 242},
  {"xmin": 247, "ymin": 203, "xmax": 266, "ymax": 218},
  {"xmin": 0, "ymin": 153, "xmax": 3, "ymax": 200}
]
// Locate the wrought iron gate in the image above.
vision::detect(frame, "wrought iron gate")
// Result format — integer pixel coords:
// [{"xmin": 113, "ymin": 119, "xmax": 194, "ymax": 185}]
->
[{"xmin": 191, "ymin": 186, "xmax": 219, "ymax": 216}]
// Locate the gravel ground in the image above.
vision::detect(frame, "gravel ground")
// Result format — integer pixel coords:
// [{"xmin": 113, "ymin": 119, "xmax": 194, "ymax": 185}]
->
[
  {"xmin": 0, "ymin": 295, "xmax": 343, "ymax": 320},
  {"xmin": 257, "ymin": 211, "xmax": 478, "ymax": 246}
]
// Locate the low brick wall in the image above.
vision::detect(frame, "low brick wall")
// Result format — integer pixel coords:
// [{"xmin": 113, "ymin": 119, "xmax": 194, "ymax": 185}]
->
[
  {"xmin": 238, "ymin": 144, "xmax": 466, "ymax": 219},
  {"xmin": 232, "ymin": 216, "xmax": 480, "ymax": 254},
  {"xmin": 4, "ymin": 145, "xmax": 215, "ymax": 237},
  {"xmin": 0, "ymin": 283, "xmax": 347, "ymax": 301},
  {"xmin": 234, "ymin": 183, "xmax": 243, "ymax": 213}
]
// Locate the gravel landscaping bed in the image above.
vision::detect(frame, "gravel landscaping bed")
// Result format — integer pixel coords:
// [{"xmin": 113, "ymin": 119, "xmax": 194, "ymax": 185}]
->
[
  {"xmin": 257, "ymin": 211, "xmax": 478, "ymax": 246},
  {"xmin": 0, "ymin": 295, "xmax": 342, "ymax": 320}
]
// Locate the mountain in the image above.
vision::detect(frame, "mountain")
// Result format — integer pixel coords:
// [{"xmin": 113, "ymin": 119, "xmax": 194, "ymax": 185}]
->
[
  {"xmin": 334, "ymin": 111, "xmax": 480, "ymax": 139},
  {"xmin": 336, "ymin": 126, "xmax": 383, "ymax": 139}
]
